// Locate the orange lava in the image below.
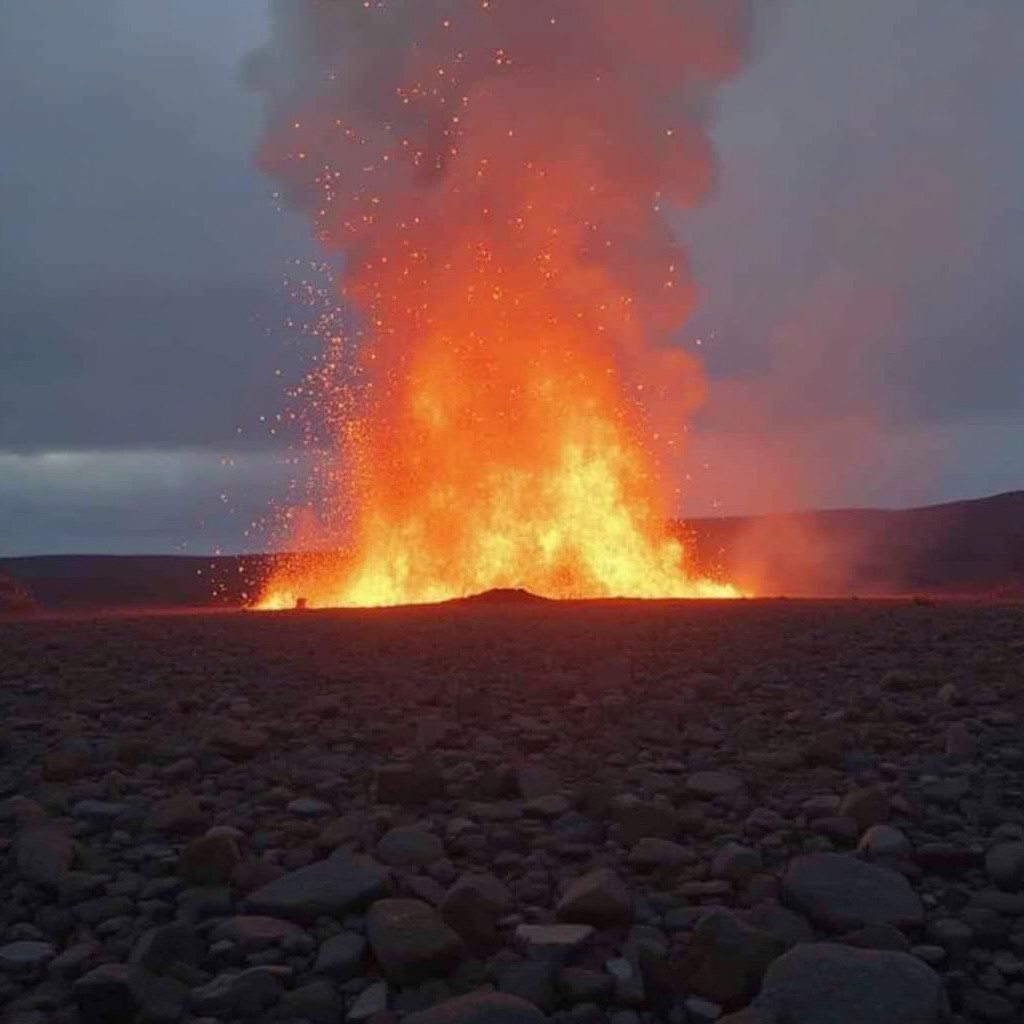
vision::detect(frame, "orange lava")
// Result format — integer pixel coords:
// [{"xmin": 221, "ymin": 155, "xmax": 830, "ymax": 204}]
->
[{"xmin": 253, "ymin": 2, "xmax": 746, "ymax": 609}]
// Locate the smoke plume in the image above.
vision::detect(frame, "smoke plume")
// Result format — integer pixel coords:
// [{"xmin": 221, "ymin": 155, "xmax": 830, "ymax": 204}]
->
[{"xmin": 247, "ymin": 1, "xmax": 758, "ymax": 606}]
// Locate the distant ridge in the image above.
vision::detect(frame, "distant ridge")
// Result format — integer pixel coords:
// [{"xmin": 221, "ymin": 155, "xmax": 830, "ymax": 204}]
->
[{"xmin": 1, "ymin": 491, "xmax": 1021, "ymax": 610}]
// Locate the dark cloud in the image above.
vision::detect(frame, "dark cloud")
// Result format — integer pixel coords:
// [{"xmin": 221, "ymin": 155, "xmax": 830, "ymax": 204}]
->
[
  {"xmin": 0, "ymin": 450, "xmax": 293, "ymax": 555},
  {"xmin": 686, "ymin": 0, "xmax": 1024, "ymax": 431},
  {"xmin": 0, "ymin": 285, "xmax": 308, "ymax": 453}
]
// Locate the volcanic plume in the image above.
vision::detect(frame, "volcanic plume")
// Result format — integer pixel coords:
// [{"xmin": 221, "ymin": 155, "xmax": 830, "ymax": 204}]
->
[{"xmin": 250, "ymin": 1, "xmax": 753, "ymax": 608}]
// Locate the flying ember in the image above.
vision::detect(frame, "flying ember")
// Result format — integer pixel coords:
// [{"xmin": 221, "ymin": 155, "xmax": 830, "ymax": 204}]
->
[{"xmin": 249, "ymin": 0, "xmax": 751, "ymax": 608}]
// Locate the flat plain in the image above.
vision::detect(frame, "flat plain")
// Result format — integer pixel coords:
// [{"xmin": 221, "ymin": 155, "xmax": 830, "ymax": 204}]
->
[{"xmin": 1, "ymin": 598, "xmax": 1023, "ymax": 1023}]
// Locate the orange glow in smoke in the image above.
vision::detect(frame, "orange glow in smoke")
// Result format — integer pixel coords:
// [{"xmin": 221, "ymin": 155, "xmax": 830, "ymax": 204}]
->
[{"xmin": 253, "ymin": 2, "xmax": 745, "ymax": 608}]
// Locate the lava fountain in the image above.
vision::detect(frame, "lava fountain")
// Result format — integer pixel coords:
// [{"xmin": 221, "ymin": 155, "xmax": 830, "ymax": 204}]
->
[{"xmin": 250, "ymin": 1, "xmax": 753, "ymax": 608}]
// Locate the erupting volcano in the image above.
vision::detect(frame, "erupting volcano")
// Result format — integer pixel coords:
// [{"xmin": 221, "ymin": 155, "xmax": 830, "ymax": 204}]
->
[{"xmin": 251, "ymin": 1, "xmax": 751, "ymax": 609}]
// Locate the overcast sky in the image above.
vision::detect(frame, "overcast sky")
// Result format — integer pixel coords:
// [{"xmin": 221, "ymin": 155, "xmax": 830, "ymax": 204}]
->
[{"xmin": 1, "ymin": 0, "xmax": 1022, "ymax": 555}]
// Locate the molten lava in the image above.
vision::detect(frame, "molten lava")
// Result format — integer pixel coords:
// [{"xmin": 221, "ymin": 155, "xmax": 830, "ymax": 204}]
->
[{"xmin": 251, "ymin": 1, "xmax": 750, "ymax": 608}]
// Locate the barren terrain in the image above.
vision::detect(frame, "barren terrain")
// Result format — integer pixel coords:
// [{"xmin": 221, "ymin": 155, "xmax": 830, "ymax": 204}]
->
[
  {"xmin": 1, "ymin": 598, "xmax": 1023, "ymax": 1023},
  {"xmin": 4, "ymin": 491, "xmax": 1023, "ymax": 614}
]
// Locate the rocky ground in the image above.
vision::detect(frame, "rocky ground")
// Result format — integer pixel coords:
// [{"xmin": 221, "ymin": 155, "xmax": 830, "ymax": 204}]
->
[{"xmin": 1, "ymin": 597, "xmax": 1023, "ymax": 1024}]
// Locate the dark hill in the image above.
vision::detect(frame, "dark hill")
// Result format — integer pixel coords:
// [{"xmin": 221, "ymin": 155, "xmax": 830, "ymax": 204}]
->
[
  {"xmin": 1, "ymin": 491, "xmax": 1021, "ymax": 611},
  {"xmin": 685, "ymin": 490, "xmax": 1024, "ymax": 597}
]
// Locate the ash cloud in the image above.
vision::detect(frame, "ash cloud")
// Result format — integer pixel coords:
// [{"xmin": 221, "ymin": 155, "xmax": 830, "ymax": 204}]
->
[{"xmin": 246, "ymin": 0, "xmax": 760, "ymax": 409}]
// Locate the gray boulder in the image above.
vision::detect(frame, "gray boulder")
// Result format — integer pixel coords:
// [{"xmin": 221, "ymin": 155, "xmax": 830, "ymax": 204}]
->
[
  {"xmin": 366, "ymin": 898, "xmax": 465, "ymax": 984},
  {"xmin": 782, "ymin": 853, "xmax": 923, "ymax": 932},
  {"xmin": 679, "ymin": 909, "xmax": 787, "ymax": 1008},
  {"xmin": 734, "ymin": 943, "xmax": 949, "ymax": 1024},
  {"xmin": 246, "ymin": 851, "xmax": 388, "ymax": 923}
]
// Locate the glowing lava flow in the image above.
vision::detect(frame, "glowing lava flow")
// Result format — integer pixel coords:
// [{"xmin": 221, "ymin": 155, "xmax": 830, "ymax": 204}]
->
[{"xmin": 251, "ymin": 1, "xmax": 749, "ymax": 608}]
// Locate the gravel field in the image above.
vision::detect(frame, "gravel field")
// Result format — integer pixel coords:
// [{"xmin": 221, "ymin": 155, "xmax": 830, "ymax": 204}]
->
[{"xmin": 1, "ymin": 597, "xmax": 1023, "ymax": 1023}]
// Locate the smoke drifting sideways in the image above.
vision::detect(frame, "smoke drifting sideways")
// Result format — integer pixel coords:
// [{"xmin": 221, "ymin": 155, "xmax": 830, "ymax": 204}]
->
[{"xmin": 244, "ymin": 1, "xmax": 759, "ymax": 607}]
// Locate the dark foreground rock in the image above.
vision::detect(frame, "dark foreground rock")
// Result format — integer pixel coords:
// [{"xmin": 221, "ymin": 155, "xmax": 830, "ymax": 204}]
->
[
  {"xmin": 246, "ymin": 851, "xmax": 389, "ymax": 922},
  {"xmin": 1, "ymin": 599, "xmax": 1022, "ymax": 1023},
  {"xmin": 732, "ymin": 942, "xmax": 950, "ymax": 1024},
  {"xmin": 782, "ymin": 853, "xmax": 925, "ymax": 932},
  {"xmin": 404, "ymin": 990, "xmax": 547, "ymax": 1023}
]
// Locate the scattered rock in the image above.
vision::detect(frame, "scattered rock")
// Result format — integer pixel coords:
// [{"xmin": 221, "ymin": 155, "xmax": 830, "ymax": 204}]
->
[
  {"xmin": 629, "ymin": 837, "xmax": 694, "ymax": 873},
  {"xmin": 985, "ymin": 842, "xmax": 1024, "ymax": 891},
  {"xmin": 857, "ymin": 824, "xmax": 911, "ymax": 860},
  {"xmin": 516, "ymin": 923, "xmax": 595, "ymax": 962},
  {"xmin": 376, "ymin": 826, "xmax": 445, "ymax": 867},
  {"xmin": 0, "ymin": 941, "xmax": 56, "ymax": 979},
  {"xmin": 837, "ymin": 788, "xmax": 889, "ymax": 831},
  {"xmin": 130, "ymin": 922, "xmax": 202, "ymax": 971},
  {"xmin": 287, "ymin": 796, "xmax": 333, "ymax": 817},
  {"xmin": 679, "ymin": 909, "xmax": 787, "ymax": 1008},
  {"xmin": 516, "ymin": 762, "xmax": 562, "ymax": 799},
  {"xmin": 498, "ymin": 959, "xmax": 556, "ymax": 1011},
  {"xmin": 247, "ymin": 852, "xmax": 389, "ymax": 923},
  {"xmin": 376, "ymin": 759, "xmax": 445, "ymax": 805},
  {"xmin": 945, "ymin": 721, "xmax": 977, "ymax": 758},
  {"xmin": 43, "ymin": 748, "xmax": 88, "ymax": 782},
  {"xmin": 280, "ymin": 979, "xmax": 344, "ymax": 1024},
  {"xmin": 179, "ymin": 832, "xmax": 240, "ymax": 884},
  {"xmin": 687, "ymin": 771, "xmax": 745, "ymax": 801},
  {"xmin": 556, "ymin": 868, "xmax": 634, "ymax": 927},
  {"xmin": 150, "ymin": 793, "xmax": 206, "ymax": 834},
  {"xmin": 366, "ymin": 898, "xmax": 465, "ymax": 984},
  {"xmin": 12, "ymin": 823, "xmax": 75, "ymax": 887},
  {"xmin": 313, "ymin": 931, "xmax": 366, "ymax": 981},
  {"xmin": 839, "ymin": 922, "xmax": 911, "ymax": 952},
  {"xmin": 139, "ymin": 975, "xmax": 188, "ymax": 1024},
  {"xmin": 782, "ymin": 853, "xmax": 924, "ymax": 931},
  {"xmin": 611, "ymin": 796, "xmax": 684, "ymax": 844},
  {"xmin": 191, "ymin": 966, "xmax": 285, "ymax": 1018},
  {"xmin": 745, "ymin": 943, "xmax": 949, "ymax": 1024},
  {"xmin": 210, "ymin": 723, "xmax": 268, "ymax": 760},
  {"xmin": 559, "ymin": 966, "xmax": 614, "ymax": 1004},
  {"xmin": 71, "ymin": 799, "xmax": 127, "ymax": 825},
  {"xmin": 711, "ymin": 843, "xmax": 762, "ymax": 886},
  {"xmin": 73, "ymin": 964, "xmax": 147, "ymax": 1024},
  {"xmin": 347, "ymin": 979, "xmax": 389, "ymax": 1021},
  {"xmin": 208, "ymin": 916, "xmax": 300, "ymax": 949},
  {"xmin": 403, "ymin": 991, "xmax": 546, "ymax": 1024},
  {"xmin": 441, "ymin": 873, "xmax": 513, "ymax": 946}
]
